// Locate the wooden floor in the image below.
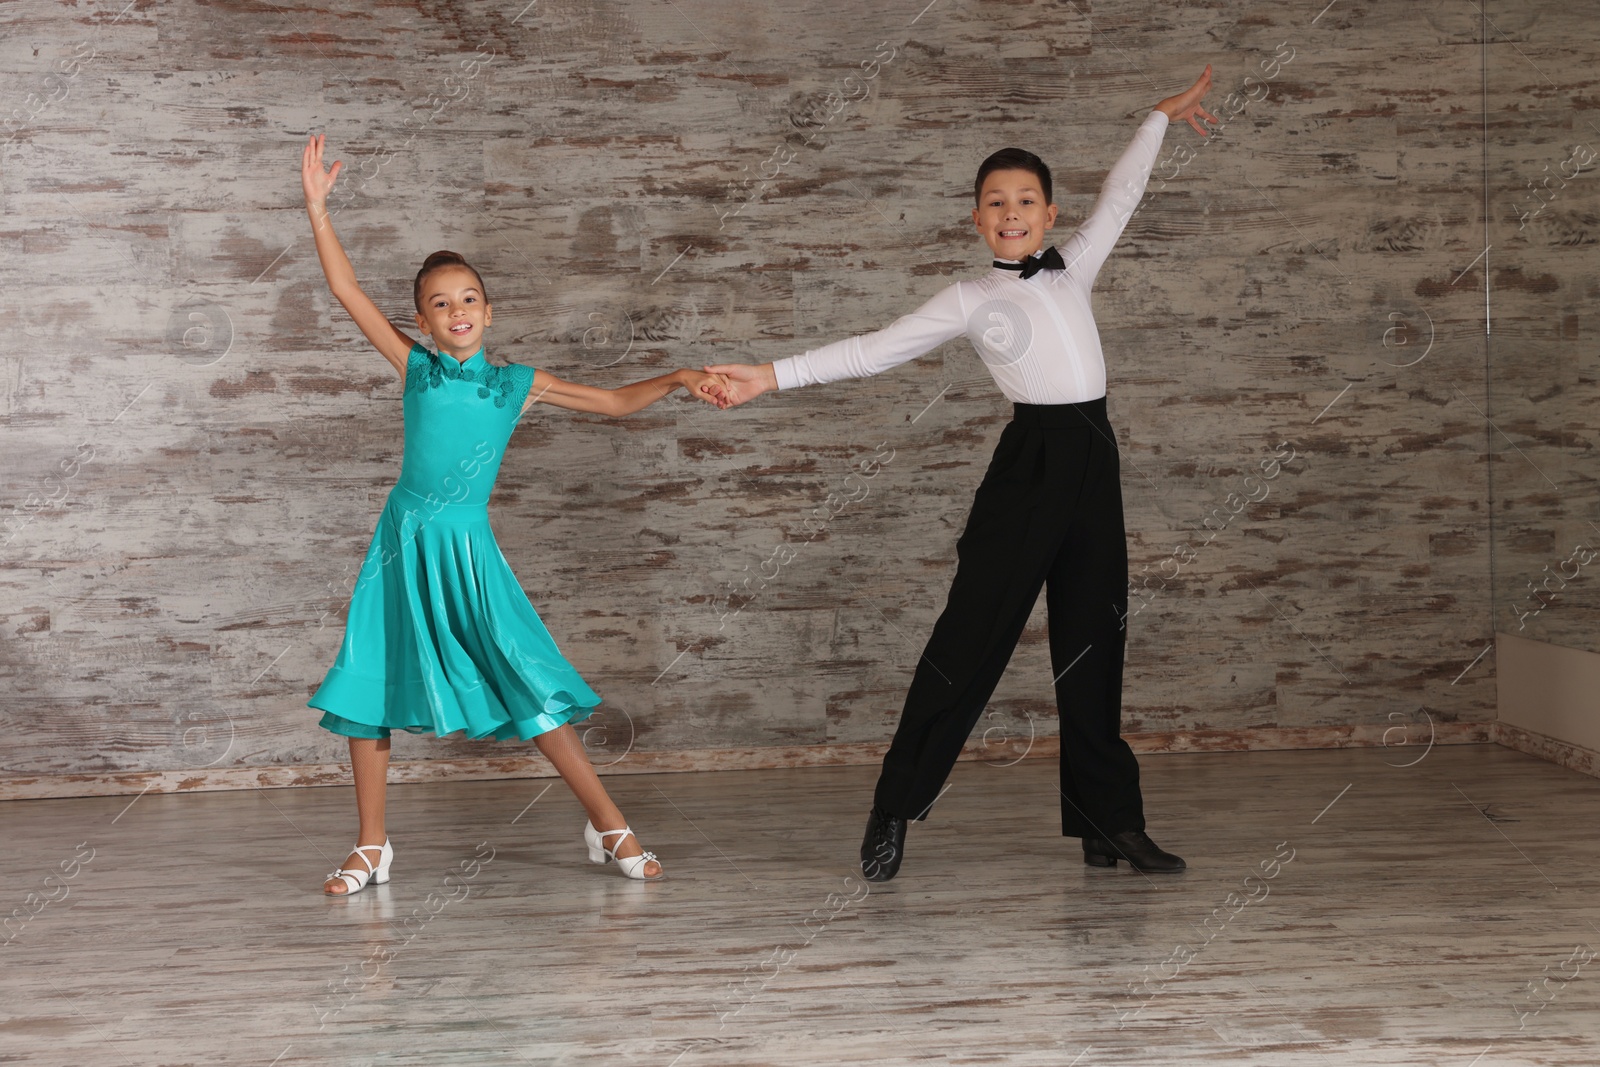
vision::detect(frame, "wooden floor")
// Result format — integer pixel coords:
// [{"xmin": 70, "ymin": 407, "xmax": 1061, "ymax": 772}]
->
[{"xmin": 3, "ymin": 745, "xmax": 1598, "ymax": 1066}]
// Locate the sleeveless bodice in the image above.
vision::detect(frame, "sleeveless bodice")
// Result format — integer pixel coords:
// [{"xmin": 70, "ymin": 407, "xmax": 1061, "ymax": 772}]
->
[{"xmin": 397, "ymin": 343, "xmax": 534, "ymax": 512}]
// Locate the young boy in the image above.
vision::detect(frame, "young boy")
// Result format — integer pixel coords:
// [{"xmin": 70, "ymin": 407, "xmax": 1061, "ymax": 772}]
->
[{"xmin": 706, "ymin": 67, "xmax": 1216, "ymax": 881}]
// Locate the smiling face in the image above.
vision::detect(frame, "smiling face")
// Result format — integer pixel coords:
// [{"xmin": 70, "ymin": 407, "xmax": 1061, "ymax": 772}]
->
[
  {"xmin": 971, "ymin": 169, "xmax": 1059, "ymax": 261},
  {"xmin": 414, "ymin": 265, "xmax": 491, "ymax": 360}
]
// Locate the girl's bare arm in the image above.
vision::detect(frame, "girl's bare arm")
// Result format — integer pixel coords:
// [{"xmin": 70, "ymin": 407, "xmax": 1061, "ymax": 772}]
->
[
  {"xmin": 522, "ymin": 368, "xmax": 728, "ymax": 417},
  {"xmin": 301, "ymin": 133, "xmax": 415, "ymax": 377}
]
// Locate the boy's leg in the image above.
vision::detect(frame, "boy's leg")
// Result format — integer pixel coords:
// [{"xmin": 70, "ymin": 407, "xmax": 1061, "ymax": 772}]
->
[
  {"xmin": 1044, "ymin": 433, "xmax": 1144, "ymax": 839},
  {"xmin": 872, "ymin": 422, "xmax": 1068, "ymax": 821}
]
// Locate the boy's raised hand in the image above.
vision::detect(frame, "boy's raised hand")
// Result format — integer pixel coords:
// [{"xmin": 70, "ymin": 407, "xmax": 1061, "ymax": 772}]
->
[
  {"xmin": 301, "ymin": 132, "xmax": 342, "ymax": 207},
  {"xmin": 1155, "ymin": 65, "xmax": 1217, "ymax": 137}
]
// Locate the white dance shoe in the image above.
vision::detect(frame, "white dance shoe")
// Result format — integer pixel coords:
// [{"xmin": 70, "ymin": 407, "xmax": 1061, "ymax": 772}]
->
[
  {"xmin": 583, "ymin": 820, "xmax": 663, "ymax": 880},
  {"xmin": 324, "ymin": 839, "xmax": 393, "ymax": 895}
]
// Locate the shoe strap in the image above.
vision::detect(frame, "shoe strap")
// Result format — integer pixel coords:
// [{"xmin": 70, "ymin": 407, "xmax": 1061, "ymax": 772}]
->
[
  {"xmin": 349, "ymin": 843, "xmax": 387, "ymax": 872},
  {"xmin": 595, "ymin": 831, "xmax": 630, "ymax": 857},
  {"xmin": 594, "ymin": 826, "xmax": 634, "ymax": 857}
]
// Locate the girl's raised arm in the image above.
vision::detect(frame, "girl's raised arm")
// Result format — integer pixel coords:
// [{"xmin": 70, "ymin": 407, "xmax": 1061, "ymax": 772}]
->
[{"xmin": 301, "ymin": 133, "xmax": 416, "ymax": 377}]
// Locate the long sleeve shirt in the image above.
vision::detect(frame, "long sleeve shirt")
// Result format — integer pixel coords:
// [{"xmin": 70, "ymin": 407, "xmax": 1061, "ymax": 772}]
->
[{"xmin": 772, "ymin": 110, "xmax": 1170, "ymax": 405}]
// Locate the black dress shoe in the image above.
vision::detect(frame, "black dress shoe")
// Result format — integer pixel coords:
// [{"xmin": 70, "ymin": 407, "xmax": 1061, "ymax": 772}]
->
[
  {"xmin": 1082, "ymin": 830, "xmax": 1185, "ymax": 872},
  {"xmin": 860, "ymin": 806, "xmax": 908, "ymax": 882}
]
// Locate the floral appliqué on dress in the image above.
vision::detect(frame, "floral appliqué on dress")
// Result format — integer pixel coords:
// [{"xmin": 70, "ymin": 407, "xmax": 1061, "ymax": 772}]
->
[{"xmin": 405, "ymin": 346, "xmax": 531, "ymax": 408}]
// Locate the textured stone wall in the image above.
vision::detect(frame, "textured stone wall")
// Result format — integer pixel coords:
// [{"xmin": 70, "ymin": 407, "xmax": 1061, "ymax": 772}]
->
[
  {"xmin": 1, "ymin": 0, "xmax": 1514, "ymax": 783},
  {"xmin": 1484, "ymin": 1, "xmax": 1600, "ymax": 656}
]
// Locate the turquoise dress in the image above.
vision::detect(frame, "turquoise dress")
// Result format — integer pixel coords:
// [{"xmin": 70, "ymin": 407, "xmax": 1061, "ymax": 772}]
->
[{"xmin": 309, "ymin": 342, "xmax": 601, "ymax": 741}]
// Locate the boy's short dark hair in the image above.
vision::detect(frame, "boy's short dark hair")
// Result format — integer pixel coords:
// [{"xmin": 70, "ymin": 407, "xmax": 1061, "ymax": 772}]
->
[{"xmin": 973, "ymin": 148, "xmax": 1053, "ymax": 206}]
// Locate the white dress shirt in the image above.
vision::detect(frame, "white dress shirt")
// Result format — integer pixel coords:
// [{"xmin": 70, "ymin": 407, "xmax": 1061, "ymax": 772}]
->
[{"xmin": 772, "ymin": 110, "xmax": 1170, "ymax": 405}]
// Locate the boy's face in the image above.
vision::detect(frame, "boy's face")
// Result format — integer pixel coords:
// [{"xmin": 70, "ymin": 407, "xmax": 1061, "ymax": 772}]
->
[
  {"xmin": 972, "ymin": 168, "xmax": 1058, "ymax": 261},
  {"xmin": 414, "ymin": 265, "xmax": 492, "ymax": 358}
]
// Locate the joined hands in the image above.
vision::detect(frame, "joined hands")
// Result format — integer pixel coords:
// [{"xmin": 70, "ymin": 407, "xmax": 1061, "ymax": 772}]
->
[{"xmin": 696, "ymin": 363, "xmax": 775, "ymax": 409}]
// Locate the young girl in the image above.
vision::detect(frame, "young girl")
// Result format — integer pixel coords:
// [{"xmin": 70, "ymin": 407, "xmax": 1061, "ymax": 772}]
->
[{"xmin": 300, "ymin": 133, "xmax": 725, "ymax": 892}]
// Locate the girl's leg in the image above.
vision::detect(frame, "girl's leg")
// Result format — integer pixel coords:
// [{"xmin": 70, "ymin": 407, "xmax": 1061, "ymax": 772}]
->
[
  {"xmin": 534, "ymin": 723, "xmax": 661, "ymax": 877},
  {"xmin": 324, "ymin": 735, "xmax": 392, "ymax": 893}
]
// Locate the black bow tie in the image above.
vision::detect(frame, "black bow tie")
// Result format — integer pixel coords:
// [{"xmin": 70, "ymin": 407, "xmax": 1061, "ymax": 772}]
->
[{"xmin": 994, "ymin": 245, "xmax": 1065, "ymax": 280}]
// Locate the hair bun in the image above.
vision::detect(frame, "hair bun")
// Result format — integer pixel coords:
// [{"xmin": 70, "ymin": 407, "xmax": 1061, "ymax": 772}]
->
[{"xmin": 421, "ymin": 250, "xmax": 468, "ymax": 270}]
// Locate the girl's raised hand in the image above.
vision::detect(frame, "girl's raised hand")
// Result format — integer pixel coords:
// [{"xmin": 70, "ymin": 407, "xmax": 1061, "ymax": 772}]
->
[
  {"xmin": 301, "ymin": 132, "xmax": 343, "ymax": 207},
  {"xmin": 680, "ymin": 369, "xmax": 732, "ymax": 408},
  {"xmin": 1154, "ymin": 65, "xmax": 1217, "ymax": 137}
]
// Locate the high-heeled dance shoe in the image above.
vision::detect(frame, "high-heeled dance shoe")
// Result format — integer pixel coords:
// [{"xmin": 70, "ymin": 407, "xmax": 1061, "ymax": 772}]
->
[
  {"xmin": 324, "ymin": 839, "xmax": 393, "ymax": 895},
  {"xmin": 583, "ymin": 820, "xmax": 663, "ymax": 880}
]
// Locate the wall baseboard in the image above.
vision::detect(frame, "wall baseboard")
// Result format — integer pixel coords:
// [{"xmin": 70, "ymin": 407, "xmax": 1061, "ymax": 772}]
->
[
  {"xmin": 1492, "ymin": 720, "xmax": 1600, "ymax": 779},
  {"xmin": 0, "ymin": 721, "xmax": 1495, "ymax": 802}
]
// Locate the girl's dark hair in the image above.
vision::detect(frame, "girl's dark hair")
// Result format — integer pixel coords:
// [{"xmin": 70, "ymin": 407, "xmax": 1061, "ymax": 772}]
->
[
  {"xmin": 973, "ymin": 148, "xmax": 1053, "ymax": 206},
  {"xmin": 413, "ymin": 250, "xmax": 488, "ymax": 313}
]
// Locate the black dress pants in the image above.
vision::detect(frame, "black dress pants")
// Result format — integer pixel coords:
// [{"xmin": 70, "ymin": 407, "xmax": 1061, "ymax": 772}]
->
[{"xmin": 871, "ymin": 397, "xmax": 1145, "ymax": 838}]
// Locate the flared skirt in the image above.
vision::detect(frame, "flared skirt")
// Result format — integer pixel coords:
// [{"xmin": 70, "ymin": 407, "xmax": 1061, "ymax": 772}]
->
[{"xmin": 309, "ymin": 485, "xmax": 601, "ymax": 741}]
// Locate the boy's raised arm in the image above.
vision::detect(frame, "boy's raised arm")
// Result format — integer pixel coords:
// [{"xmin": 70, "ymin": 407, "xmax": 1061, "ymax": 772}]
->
[{"xmin": 1061, "ymin": 66, "xmax": 1215, "ymax": 286}]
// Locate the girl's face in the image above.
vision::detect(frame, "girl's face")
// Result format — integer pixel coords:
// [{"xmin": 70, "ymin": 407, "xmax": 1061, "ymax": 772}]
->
[
  {"xmin": 414, "ymin": 265, "xmax": 492, "ymax": 360},
  {"xmin": 971, "ymin": 169, "xmax": 1058, "ymax": 261}
]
